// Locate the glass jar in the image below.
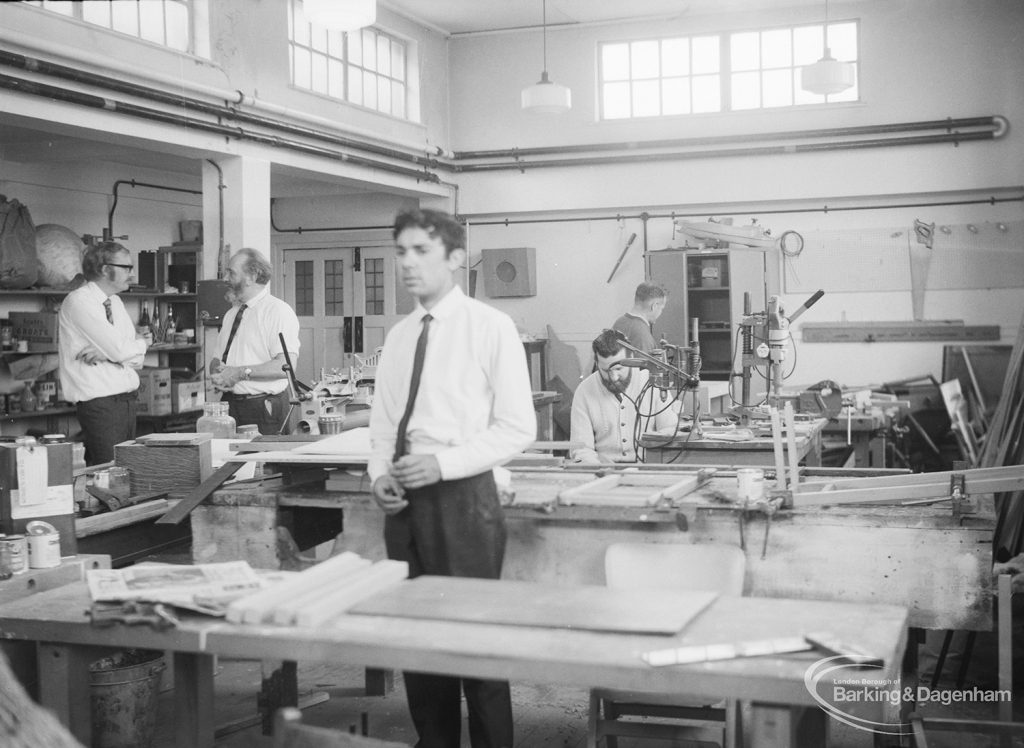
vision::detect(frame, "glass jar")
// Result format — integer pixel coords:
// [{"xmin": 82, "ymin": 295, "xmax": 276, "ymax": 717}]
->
[
  {"xmin": 196, "ymin": 402, "xmax": 237, "ymax": 438},
  {"xmin": 0, "ymin": 319, "xmax": 12, "ymax": 351},
  {"xmin": 19, "ymin": 382, "xmax": 37, "ymax": 413}
]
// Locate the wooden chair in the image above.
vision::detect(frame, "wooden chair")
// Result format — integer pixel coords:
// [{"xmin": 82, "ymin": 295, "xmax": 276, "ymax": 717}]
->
[
  {"xmin": 587, "ymin": 542, "xmax": 746, "ymax": 748},
  {"xmin": 273, "ymin": 707, "xmax": 411, "ymax": 748}
]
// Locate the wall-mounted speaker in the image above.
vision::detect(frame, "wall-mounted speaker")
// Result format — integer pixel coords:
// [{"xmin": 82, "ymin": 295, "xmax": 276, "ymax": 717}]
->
[{"xmin": 481, "ymin": 247, "xmax": 537, "ymax": 298}]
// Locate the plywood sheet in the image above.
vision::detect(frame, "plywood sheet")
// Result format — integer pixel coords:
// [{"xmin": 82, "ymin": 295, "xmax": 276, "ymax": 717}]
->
[{"xmin": 349, "ymin": 576, "xmax": 716, "ymax": 635}]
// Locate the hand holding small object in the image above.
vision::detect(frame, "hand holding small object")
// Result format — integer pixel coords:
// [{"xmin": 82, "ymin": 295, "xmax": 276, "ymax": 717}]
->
[
  {"xmin": 372, "ymin": 474, "xmax": 409, "ymax": 514},
  {"xmin": 391, "ymin": 454, "xmax": 441, "ymax": 489}
]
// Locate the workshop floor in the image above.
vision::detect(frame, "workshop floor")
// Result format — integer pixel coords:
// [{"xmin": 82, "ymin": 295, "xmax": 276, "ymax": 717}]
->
[{"xmin": 148, "ymin": 645, "xmax": 1024, "ymax": 748}]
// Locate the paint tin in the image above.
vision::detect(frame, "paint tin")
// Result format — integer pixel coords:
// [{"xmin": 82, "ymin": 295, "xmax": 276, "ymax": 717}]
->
[
  {"xmin": 736, "ymin": 468, "xmax": 765, "ymax": 502},
  {"xmin": 26, "ymin": 521, "xmax": 62, "ymax": 569},
  {"xmin": 0, "ymin": 533, "xmax": 28, "ymax": 575},
  {"xmin": 0, "ymin": 536, "xmax": 12, "ymax": 579}
]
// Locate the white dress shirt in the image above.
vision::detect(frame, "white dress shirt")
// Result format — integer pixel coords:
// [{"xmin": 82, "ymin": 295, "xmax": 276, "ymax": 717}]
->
[
  {"xmin": 570, "ymin": 368, "xmax": 680, "ymax": 463},
  {"xmin": 215, "ymin": 285, "xmax": 300, "ymax": 395},
  {"xmin": 368, "ymin": 285, "xmax": 536, "ymax": 483},
  {"xmin": 58, "ymin": 281, "xmax": 147, "ymax": 402}
]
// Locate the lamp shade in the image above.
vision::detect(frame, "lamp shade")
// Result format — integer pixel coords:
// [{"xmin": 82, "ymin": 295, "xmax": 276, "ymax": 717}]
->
[
  {"xmin": 303, "ymin": 0, "xmax": 376, "ymax": 32},
  {"xmin": 801, "ymin": 53, "xmax": 855, "ymax": 95},
  {"xmin": 521, "ymin": 72, "xmax": 572, "ymax": 114}
]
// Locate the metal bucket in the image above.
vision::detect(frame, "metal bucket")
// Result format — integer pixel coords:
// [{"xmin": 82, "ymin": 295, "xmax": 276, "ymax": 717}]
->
[{"xmin": 89, "ymin": 649, "xmax": 166, "ymax": 748}]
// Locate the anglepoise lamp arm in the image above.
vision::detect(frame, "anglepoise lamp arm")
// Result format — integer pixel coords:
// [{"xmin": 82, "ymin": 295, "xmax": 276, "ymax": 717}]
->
[{"xmin": 612, "ymin": 333, "xmax": 700, "ymax": 389}]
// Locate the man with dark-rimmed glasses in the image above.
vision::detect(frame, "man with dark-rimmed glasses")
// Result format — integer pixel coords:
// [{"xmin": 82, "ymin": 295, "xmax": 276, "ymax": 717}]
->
[{"xmin": 58, "ymin": 241, "xmax": 151, "ymax": 464}]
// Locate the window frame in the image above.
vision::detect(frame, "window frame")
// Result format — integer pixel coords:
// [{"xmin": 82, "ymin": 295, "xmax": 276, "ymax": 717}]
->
[
  {"xmin": 289, "ymin": 0, "xmax": 412, "ymax": 121},
  {"xmin": 25, "ymin": 0, "xmax": 200, "ymax": 56},
  {"xmin": 598, "ymin": 19, "xmax": 859, "ymax": 121}
]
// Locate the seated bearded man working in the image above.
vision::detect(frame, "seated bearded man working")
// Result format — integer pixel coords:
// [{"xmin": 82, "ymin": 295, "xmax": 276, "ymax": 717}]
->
[{"xmin": 570, "ymin": 329, "xmax": 680, "ymax": 464}]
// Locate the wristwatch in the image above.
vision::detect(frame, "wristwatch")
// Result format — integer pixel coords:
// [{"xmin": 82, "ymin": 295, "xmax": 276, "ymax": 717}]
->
[{"xmin": 242, "ymin": 367, "xmax": 253, "ymax": 381}]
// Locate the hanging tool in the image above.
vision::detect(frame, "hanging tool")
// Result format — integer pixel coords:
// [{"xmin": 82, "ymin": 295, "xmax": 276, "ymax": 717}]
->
[{"xmin": 605, "ymin": 232, "xmax": 637, "ymax": 284}]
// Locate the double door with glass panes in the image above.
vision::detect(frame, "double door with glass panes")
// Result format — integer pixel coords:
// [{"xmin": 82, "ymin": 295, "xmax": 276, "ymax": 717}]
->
[{"xmin": 282, "ymin": 246, "xmax": 410, "ymax": 387}]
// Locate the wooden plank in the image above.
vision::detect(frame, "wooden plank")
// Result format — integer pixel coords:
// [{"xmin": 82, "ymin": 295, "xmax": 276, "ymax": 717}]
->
[
  {"xmin": 350, "ymin": 576, "xmax": 717, "ymax": 635},
  {"xmin": 287, "ymin": 560, "xmax": 409, "ymax": 628},
  {"xmin": 557, "ymin": 472, "xmax": 705, "ymax": 506},
  {"xmin": 75, "ymin": 500, "xmax": 171, "ymax": 537},
  {"xmin": 793, "ymin": 465, "xmax": 1024, "ymax": 507},
  {"xmin": 226, "ymin": 551, "xmax": 370, "ymax": 624},
  {"xmin": 135, "ymin": 433, "xmax": 212, "ymax": 446},
  {"xmin": 801, "ymin": 321, "xmax": 1001, "ymax": 343},
  {"xmin": 770, "ymin": 407, "xmax": 787, "ymax": 491},
  {"xmin": 156, "ymin": 461, "xmax": 243, "ymax": 524},
  {"xmin": 785, "ymin": 402, "xmax": 800, "ymax": 492}
]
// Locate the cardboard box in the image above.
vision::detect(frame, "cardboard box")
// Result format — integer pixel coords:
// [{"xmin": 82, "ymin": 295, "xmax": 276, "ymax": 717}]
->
[
  {"xmin": 9, "ymin": 311, "xmax": 59, "ymax": 352},
  {"xmin": 137, "ymin": 368, "xmax": 172, "ymax": 415},
  {"xmin": 0, "ymin": 441, "xmax": 76, "ymax": 556},
  {"xmin": 172, "ymin": 380, "xmax": 206, "ymax": 414}
]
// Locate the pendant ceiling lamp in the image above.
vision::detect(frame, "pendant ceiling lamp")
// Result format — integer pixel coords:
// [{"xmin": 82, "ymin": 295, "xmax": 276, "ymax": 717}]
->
[
  {"xmin": 521, "ymin": 0, "xmax": 572, "ymax": 114},
  {"xmin": 303, "ymin": 0, "xmax": 376, "ymax": 32},
  {"xmin": 800, "ymin": 0, "xmax": 855, "ymax": 95}
]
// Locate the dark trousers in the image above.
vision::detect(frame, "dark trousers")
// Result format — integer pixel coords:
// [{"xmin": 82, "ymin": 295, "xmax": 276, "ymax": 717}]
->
[
  {"xmin": 222, "ymin": 390, "xmax": 289, "ymax": 435},
  {"xmin": 384, "ymin": 471, "xmax": 513, "ymax": 748},
  {"xmin": 77, "ymin": 390, "xmax": 138, "ymax": 465}
]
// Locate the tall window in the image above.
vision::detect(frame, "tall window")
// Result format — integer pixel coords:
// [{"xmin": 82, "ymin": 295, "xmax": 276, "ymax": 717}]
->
[
  {"xmin": 364, "ymin": 257, "xmax": 384, "ymax": 316},
  {"xmin": 599, "ymin": 21, "xmax": 858, "ymax": 120},
  {"xmin": 26, "ymin": 0, "xmax": 194, "ymax": 53},
  {"xmin": 289, "ymin": 0, "xmax": 409, "ymax": 119},
  {"xmin": 324, "ymin": 259, "xmax": 345, "ymax": 316},
  {"xmin": 294, "ymin": 260, "xmax": 314, "ymax": 317}
]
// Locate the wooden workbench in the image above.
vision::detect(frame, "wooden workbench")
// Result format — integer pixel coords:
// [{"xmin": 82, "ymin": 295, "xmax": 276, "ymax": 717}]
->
[
  {"xmin": 640, "ymin": 418, "xmax": 827, "ymax": 466},
  {"xmin": 0, "ymin": 576, "xmax": 909, "ymax": 748},
  {"xmin": 196, "ymin": 469, "xmax": 993, "ymax": 632}
]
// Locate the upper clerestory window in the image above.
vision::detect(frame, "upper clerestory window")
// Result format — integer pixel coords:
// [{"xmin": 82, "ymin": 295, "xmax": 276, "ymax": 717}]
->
[{"xmin": 599, "ymin": 21, "xmax": 858, "ymax": 120}]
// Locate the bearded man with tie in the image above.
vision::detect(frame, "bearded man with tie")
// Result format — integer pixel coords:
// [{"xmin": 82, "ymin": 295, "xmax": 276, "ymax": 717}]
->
[
  {"xmin": 368, "ymin": 209, "xmax": 536, "ymax": 748},
  {"xmin": 58, "ymin": 241, "xmax": 151, "ymax": 464},
  {"xmin": 210, "ymin": 248, "xmax": 300, "ymax": 434}
]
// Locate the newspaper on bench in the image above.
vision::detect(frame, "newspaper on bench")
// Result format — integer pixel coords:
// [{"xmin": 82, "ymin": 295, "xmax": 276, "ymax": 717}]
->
[{"xmin": 86, "ymin": 561, "xmax": 273, "ymax": 615}]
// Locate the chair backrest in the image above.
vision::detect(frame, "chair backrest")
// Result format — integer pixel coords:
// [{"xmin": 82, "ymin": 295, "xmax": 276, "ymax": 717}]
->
[
  {"xmin": 274, "ymin": 707, "xmax": 411, "ymax": 748},
  {"xmin": 604, "ymin": 542, "xmax": 746, "ymax": 596}
]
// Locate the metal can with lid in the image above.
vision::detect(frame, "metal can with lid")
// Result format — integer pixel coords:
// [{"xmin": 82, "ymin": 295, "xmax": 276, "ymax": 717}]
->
[
  {"xmin": 40, "ymin": 433, "xmax": 67, "ymax": 444},
  {"xmin": 0, "ymin": 535, "xmax": 12, "ymax": 580},
  {"xmin": 0, "ymin": 534, "xmax": 28, "ymax": 575},
  {"xmin": 26, "ymin": 520, "xmax": 61, "ymax": 569}
]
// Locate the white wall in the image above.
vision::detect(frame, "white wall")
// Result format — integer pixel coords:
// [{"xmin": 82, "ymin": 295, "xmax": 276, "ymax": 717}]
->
[{"xmin": 445, "ymin": 0, "xmax": 1024, "ymax": 388}]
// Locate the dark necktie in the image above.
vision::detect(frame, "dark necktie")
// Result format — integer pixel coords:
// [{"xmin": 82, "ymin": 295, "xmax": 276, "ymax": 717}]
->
[
  {"xmin": 103, "ymin": 299, "xmax": 113, "ymax": 325},
  {"xmin": 221, "ymin": 303, "xmax": 247, "ymax": 362},
  {"xmin": 393, "ymin": 313, "xmax": 432, "ymax": 462}
]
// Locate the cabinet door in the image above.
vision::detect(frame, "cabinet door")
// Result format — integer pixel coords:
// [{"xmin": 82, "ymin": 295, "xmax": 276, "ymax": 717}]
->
[{"xmin": 645, "ymin": 250, "xmax": 690, "ymax": 347}]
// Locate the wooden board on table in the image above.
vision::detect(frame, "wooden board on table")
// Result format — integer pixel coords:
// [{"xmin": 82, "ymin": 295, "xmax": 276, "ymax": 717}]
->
[
  {"xmin": 557, "ymin": 470, "xmax": 707, "ymax": 506},
  {"xmin": 349, "ymin": 575, "xmax": 716, "ymax": 635},
  {"xmin": 134, "ymin": 433, "xmax": 212, "ymax": 447}
]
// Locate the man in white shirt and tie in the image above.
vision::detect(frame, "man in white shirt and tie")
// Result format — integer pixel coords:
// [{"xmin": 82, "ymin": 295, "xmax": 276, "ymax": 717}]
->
[
  {"xmin": 368, "ymin": 209, "xmax": 536, "ymax": 748},
  {"xmin": 209, "ymin": 248, "xmax": 300, "ymax": 434},
  {"xmin": 58, "ymin": 242, "xmax": 150, "ymax": 464}
]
